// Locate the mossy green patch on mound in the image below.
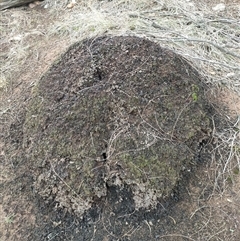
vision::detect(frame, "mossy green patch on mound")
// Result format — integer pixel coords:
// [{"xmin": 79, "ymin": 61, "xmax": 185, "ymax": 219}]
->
[{"xmin": 23, "ymin": 36, "xmax": 214, "ymax": 215}]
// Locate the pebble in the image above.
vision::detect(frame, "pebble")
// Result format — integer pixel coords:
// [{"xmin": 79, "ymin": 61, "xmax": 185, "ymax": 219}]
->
[{"xmin": 212, "ymin": 3, "xmax": 226, "ymax": 12}]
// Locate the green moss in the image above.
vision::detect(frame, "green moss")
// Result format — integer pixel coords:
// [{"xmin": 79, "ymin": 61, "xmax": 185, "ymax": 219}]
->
[
  {"xmin": 233, "ymin": 167, "xmax": 239, "ymax": 175},
  {"xmin": 191, "ymin": 84, "xmax": 199, "ymax": 102},
  {"xmin": 192, "ymin": 92, "xmax": 198, "ymax": 101},
  {"xmin": 117, "ymin": 141, "xmax": 190, "ymax": 195},
  {"xmin": 226, "ymin": 176, "xmax": 233, "ymax": 184}
]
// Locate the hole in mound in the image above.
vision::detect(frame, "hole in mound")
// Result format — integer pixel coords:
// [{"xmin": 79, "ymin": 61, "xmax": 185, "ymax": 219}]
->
[{"xmin": 23, "ymin": 36, "xmax": 216, "ymax": 217}]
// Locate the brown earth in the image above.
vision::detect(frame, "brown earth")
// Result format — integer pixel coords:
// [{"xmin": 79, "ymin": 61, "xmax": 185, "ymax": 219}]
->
[
  {"xmin": 1, "ymin": 35, "xmax": 238, "ymax": 241},
  {"xmin": 0, "ymin": 1, "xmax": 240, "ymax": 241}
]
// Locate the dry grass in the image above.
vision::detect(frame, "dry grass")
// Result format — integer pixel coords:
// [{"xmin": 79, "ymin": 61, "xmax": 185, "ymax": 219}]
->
[
  {"xmin": 0, "ymin": 0, "xmax": 240, "ymax": 240},
  {"xmin": 1, "ymin": 0, "xmax": 239, "ymax": 89}
]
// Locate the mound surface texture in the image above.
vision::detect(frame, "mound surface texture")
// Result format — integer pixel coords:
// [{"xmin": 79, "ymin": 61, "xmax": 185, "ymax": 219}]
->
[{"xmin": 24, "ymin": 36, "xmax": 213, "ymax": 215}]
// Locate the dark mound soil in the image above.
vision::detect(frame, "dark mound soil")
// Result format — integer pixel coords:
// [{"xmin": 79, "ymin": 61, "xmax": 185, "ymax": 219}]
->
[
  {"xmin": 1, "ymin": 35, "xmax": 227, "ymax": 240},
  {"xmin": 22, "ymin": 35, "xmax": 214, "ymax": 220}
]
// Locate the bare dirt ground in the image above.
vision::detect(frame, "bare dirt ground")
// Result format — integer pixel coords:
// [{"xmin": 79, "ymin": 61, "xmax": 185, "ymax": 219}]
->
[{"xmin": 0, "ymin": 0, "xmax": 240, "ymax": 240}]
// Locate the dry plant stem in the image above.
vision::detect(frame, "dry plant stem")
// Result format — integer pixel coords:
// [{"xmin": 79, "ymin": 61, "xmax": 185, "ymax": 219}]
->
[
  {"xmin": 206, "ymin": 223, "xmax": 226, "ymax": 241},
  {"xmin": 106, "ymin": 127, "xmax": 128, "ymax": 161},
  {"xmin": 171, "ymin": 99, "xmax": 191, "ymax": 140},
  {"xmin": 144, "ymin": 220, "xmax": 152, "ymax": 237},
  {"xmin": 49, "ymin": 160, "xmax": 84, "ymax": 201},
  {"xmin": 222, "ymin": 131, "xmax": 238, "ymax": 174},
  {"xmin": 156, "ymin": 234, "xmax": 195, "ymax": 240},
  {"xmin": 190, "ymin": 205, "xmax": 209, "ymax": 219},
  {"xmin": 168, "ymin": 215, "xmax": 176, "ymax": 225},
  {"xmin": 140, "ymin": 34, "xmax": 240, "ymax": 71},
  {"xmin": 196, "ymin": 208, "xmax": 213, "ymax": 234},
  {"xmin": 90, "ymin": 225, "xmax": 97, "ymax": 241},
  {"xmin": 121, "ymin": 225, "xmax": 140, "ymax": 238},
  {"xmin": 213, "ymin": 129, "xmax": 239, "ymax": 190},
  {"xmin": 151, "ymin": 25, "xmax": 240, "ymax": 59},
  {"xmin": 176, "ymin": 53, "xmax": 240, "ymax": 71},
  {"xmin": 101, "ymin": 215, "xmax": 118, "ymax": 239}
]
